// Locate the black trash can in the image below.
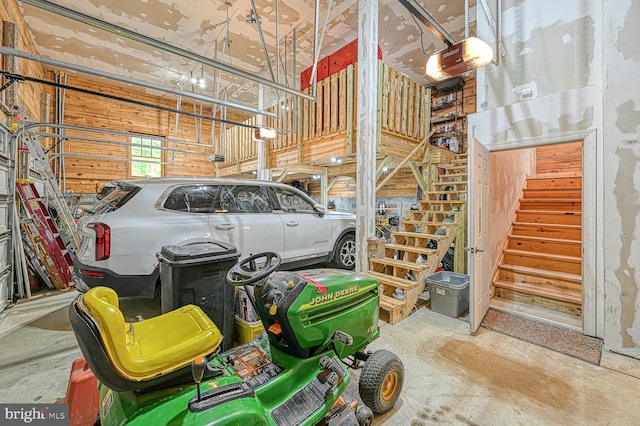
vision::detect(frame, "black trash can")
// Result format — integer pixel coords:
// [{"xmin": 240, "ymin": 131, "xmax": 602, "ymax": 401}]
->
[{"xmin": 158, "ymin": 240, "xmax": 240, "ymax": 351}]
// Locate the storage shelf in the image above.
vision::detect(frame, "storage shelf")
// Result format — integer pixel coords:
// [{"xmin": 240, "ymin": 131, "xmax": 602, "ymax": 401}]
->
[{"xmin": 431, "ymin": 114, "xmax": 466, "ymax": 124}]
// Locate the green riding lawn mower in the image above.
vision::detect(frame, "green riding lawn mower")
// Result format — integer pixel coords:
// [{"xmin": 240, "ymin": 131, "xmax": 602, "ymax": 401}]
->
[{"xmin": 69, "ymin": 252, "xmax": 404, "ymax": 425}]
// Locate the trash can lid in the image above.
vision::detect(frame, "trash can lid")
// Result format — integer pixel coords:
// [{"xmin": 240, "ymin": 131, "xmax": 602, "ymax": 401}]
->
[{"xmin": 159, "ymin": 240, "xmax": 238, "ymax": 263}]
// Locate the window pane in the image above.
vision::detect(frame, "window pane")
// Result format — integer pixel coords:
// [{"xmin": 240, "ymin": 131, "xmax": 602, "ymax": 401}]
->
[{"xmin": 131, "ymin": 137, "xmax": 162, "ymax": 177}]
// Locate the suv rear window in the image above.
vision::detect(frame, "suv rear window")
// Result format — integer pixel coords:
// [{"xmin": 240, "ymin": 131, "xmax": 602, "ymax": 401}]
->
[{"xmin": 87, "ymin": 183, "xmax": 141, "ymax": 214}]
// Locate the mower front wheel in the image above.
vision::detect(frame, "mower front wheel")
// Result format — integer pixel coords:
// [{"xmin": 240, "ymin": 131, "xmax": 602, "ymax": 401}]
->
[
  {"xmin": 358, "ymin": 350, "xmax": 404, "ymax": 414},
  {"xmin": 356, "ymin": 404, "xmax": 374, "ymax": 426}
]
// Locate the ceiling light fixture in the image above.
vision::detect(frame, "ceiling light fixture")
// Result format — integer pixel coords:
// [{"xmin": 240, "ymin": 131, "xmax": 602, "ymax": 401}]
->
[
  {"xmin": 426, "ymin": 37, "xmax": 493, "ymax": 81},
  {"xmin": 253, "ymin": 127, "xmax": 276, "ymax": 142}
]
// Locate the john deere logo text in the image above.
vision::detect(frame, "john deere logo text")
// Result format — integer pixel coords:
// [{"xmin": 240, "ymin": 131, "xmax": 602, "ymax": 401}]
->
[{"xmin": 309, "ymin": 286, "xmax": 358, "ymax": 305}]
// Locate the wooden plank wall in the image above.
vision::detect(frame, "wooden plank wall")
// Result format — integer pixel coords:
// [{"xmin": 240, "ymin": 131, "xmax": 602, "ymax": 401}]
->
[
  {"xmin": 0, "ymin": 1, "xmax": 46, "ymax": 122},
  {"xmin": 307, "ymin": 168, "xmax": 420, "ymax": 199},
  {"xmin": 46, "ymin": 73, "xmax": 247, "ymax": 193},
  {"xmin": 535, "ymin": 141, "xmax": 583, "ymax": 177}
]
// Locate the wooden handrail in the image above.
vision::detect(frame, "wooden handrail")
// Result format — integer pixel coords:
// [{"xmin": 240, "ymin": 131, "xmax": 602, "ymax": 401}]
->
[{"xmin": 375, "ymin": 129, "xmax": 435, "ymax": 192}]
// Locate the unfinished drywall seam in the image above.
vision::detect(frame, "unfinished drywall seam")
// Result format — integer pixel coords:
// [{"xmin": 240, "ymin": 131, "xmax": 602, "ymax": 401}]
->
[{"xmin": 613, "ymin": 146, "xmax": 640, "ymax": 350}]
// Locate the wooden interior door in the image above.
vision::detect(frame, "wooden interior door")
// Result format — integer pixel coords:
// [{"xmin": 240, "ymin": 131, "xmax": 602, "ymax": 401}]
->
[{"xmin": 469, "ymin": 137, "xmax": 491, "ymax": 333}]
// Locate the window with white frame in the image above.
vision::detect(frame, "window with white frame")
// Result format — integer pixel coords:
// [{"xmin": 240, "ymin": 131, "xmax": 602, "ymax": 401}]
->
[{"xmin": 130, "ymin": 136, "xmax": 162, "ymax": 177}]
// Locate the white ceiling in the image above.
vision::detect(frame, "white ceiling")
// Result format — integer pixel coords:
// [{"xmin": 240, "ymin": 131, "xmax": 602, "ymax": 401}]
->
[{"xmin": 17, "ymin": 0, "xmax": 477, "ymax": 116}]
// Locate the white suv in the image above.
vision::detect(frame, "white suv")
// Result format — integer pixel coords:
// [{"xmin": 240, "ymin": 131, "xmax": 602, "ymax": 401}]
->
[{"xmin": 73, "ymin": 177, "xmax": 356, "ymax": 297}]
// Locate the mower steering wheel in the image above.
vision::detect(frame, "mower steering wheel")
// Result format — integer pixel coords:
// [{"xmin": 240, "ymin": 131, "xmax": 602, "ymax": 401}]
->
[{"xmin": 226, "ymin": 252, "xmax": 281, "ymax": 286}]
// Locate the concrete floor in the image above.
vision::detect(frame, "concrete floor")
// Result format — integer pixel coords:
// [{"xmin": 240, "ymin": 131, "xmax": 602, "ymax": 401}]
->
[{"xmin": 1, "ymin": 288, "xmax": 639, "ymax": 425}]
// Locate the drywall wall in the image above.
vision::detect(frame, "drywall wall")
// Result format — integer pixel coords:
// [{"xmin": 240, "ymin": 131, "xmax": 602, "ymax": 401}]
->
[
  {"xmin": 603, "ymin": 0, "xmax": 640, "ymax": 359},
  {"xmin": 471, "ymin": 0, "xmax": 640, "ymax": 362},
  {"xmin": 489, "ymin": 148, "xmax": 535, "ymax": 270}
]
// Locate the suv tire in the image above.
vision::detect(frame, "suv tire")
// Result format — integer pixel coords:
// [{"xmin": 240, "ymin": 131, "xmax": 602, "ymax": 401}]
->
[{"xmin": 331, "ymin": 234, "xmax": 356, "ymax": 269}]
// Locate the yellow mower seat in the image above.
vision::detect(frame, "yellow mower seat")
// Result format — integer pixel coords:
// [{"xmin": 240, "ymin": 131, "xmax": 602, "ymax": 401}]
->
[{"xmin": 81, "ymin": 286, "xmax": 221, "ymax": 381}]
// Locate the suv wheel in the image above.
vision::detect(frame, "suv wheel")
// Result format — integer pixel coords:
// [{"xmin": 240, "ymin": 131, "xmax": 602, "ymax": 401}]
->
[{"xmin": 331, "ymin": 234, "xmax": 356, "ymax": 269}]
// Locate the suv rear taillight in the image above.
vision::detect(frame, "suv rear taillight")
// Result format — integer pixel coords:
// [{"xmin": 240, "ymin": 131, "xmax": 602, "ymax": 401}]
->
[{"xmin": 88, "ymin": 222, "xmax": 110, "ymax": 260}]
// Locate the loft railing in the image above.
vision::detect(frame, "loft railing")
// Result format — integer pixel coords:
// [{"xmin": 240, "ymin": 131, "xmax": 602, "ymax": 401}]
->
[{"xmin": 213, "ymin": 61, "xmax": 430, "ymax": 172}]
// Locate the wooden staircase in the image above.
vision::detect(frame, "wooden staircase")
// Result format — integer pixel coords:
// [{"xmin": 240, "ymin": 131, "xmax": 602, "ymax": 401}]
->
[
  {"xmin": 365, "ymin": 154, "xmax": 467, "ymax": 324},
  {"xmin": 492, "ymin": 175, "xmax": 583, "ymax": 316}
]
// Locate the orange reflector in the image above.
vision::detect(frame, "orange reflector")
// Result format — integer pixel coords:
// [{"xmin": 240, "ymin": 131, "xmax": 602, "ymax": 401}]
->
[{"xmin": 268, "ymin": 322, "xmax": 282, "ymax": 335}]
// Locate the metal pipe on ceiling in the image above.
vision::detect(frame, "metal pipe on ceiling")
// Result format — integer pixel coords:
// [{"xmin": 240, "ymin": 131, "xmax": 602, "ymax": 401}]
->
[
  {"xmin": 465, "ymin": 0, "xmax": 470, "ymax": 39},
  {"xmin": 19, "ymin": 0, "xmax": 315, "ymax": 102},
  {"xmin": 496, "ymin": 0, "xmax": 502, "ymax": 65},
  {"xmin": 397, "ymin": 0, "xmax": 457, "ymax": 47},
  {"xmin": 2, "ymin": 71, "xmax": 259, "ymax": 129},
  {"xmin": 0, "ymin": 47, "xmax": 277, "ymax": 118},
  {"xmin": 21, "ymin": 123, "xmax": 224, "ymax": 150},
  {"xmin": 250, "ymin": 0, "xmax": 276, "ymax": 86},
  {"xmin": 311, "ymin": 0, "xmax": 320, "ymax": 97},
  {"xmin": 276, "ymin": 0, "xmax": 280, "ymax": 85}
]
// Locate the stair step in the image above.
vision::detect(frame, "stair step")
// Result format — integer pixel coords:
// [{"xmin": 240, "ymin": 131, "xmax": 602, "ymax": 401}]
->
[
  {"xmin": 494, "ymin": 280, "xmax": 582, "ymax": 304},
  {"xmin": 439, "ymin": 172, "xmax": 467, "ymax": 179},
  {"xmin": 512, "ymin": 222, "xmax": 581, "ymax": 240},
  {"xmin": 519, "ymin": 198, "xmax": 581, "ymax": 211},
  {"xmin": 420, "ymin": 200, "xmax": 467, "ymax": 205},
  {"xmin": 410, "ymin": 210, "xmax": 460, "ymax": 216},
  {"xmin": 508, "ymin": 235, "xmax": 581, "ymax": 257},
  {"xmin": 516, "ymin": 210, "xmax": 582, "ymax": 226},
  {"xmin": 384, "ymin": 244, "xmax": 437, "ymax": 257},
  {"xmin": 378, "ymin": 294, "xmax": 407, "ymax": 324},
  {"xmin": 442, "ymin": 165, "xmax": 468, "ymax": 171},
  {"xmin": 426, "ymin": 190, "xmax": 467, "ymax": 195},
  {"xmin": 379, "ymin": 294, "xmax": 406, "ymax": 310},
  {"xmin": 503, "ymin": 248, "xmax": 581, "ymax": 275},
  {"xmin": 363, "ymin": 271, "xmax": 420, "ymax": 290},
  {"xmin": 497, "ymin": 265, "xmax": 581, "ymax": 293},
  {"xmin": 523, "ymin": 187, "xmax": 581, "ymax": 199},
  {"xmin": 403, "ymin": 220, "xmax": 454, "ymax": 227},
  {"xmin": 526, "ymin": 176, "xmax": 582, "ymax": 189},
  {"xmin": 498, "ymin": 263, "xmax": 581, "ymax": 284},
  {"xmin": 369, "ymin": 257, "xmax": 430, "ymax": 273},
  {"xmin": 433, "ymin": 181, "xmax": 468, "ymax": 186},
  {"xmin": 393, "ymin": 231, "xmax": 448, "ymax": 240}
]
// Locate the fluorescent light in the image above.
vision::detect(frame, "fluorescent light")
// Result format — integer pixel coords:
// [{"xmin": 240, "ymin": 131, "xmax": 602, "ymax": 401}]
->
[{"xmin": 426, "ymin": 37, "xmax": 494, "ymax": 81}]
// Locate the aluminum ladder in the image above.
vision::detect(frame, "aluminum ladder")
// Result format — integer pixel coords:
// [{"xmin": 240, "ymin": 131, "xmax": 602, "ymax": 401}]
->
[{"xmin": 21, "ymin": 133, "xmax": 81, "ymax": 251}]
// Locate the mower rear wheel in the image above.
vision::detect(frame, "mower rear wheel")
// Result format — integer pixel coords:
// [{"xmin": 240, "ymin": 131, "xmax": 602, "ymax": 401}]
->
[{"xmin": 358, "ymin": 350, "xmax": 404, "ymax": 414}]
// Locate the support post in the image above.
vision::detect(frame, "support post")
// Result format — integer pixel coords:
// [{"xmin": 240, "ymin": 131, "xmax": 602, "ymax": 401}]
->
[
  {"xmin": 355, "ymin": 0, "xmax": 379, "ymax": 272},
  {"xmin": 257, "ymin": 85, "xmax": 271, "ymax": 180},
  {"xmin": 320, "ymin": 167, "xmax": 328, "ymax": 207},
  {"xmin": 3, "ymin": 21, "xmax": 19, "ymax": 109}
]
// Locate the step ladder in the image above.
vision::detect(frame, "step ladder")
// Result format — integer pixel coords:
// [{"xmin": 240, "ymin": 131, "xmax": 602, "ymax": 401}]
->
[
  {"xmin": 16, "ymin": 180, "xmax": 73, "ymax": 289},
  {"xmin": 21, "ymin": 133, "xmax": 81, "ymax": 251}
]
